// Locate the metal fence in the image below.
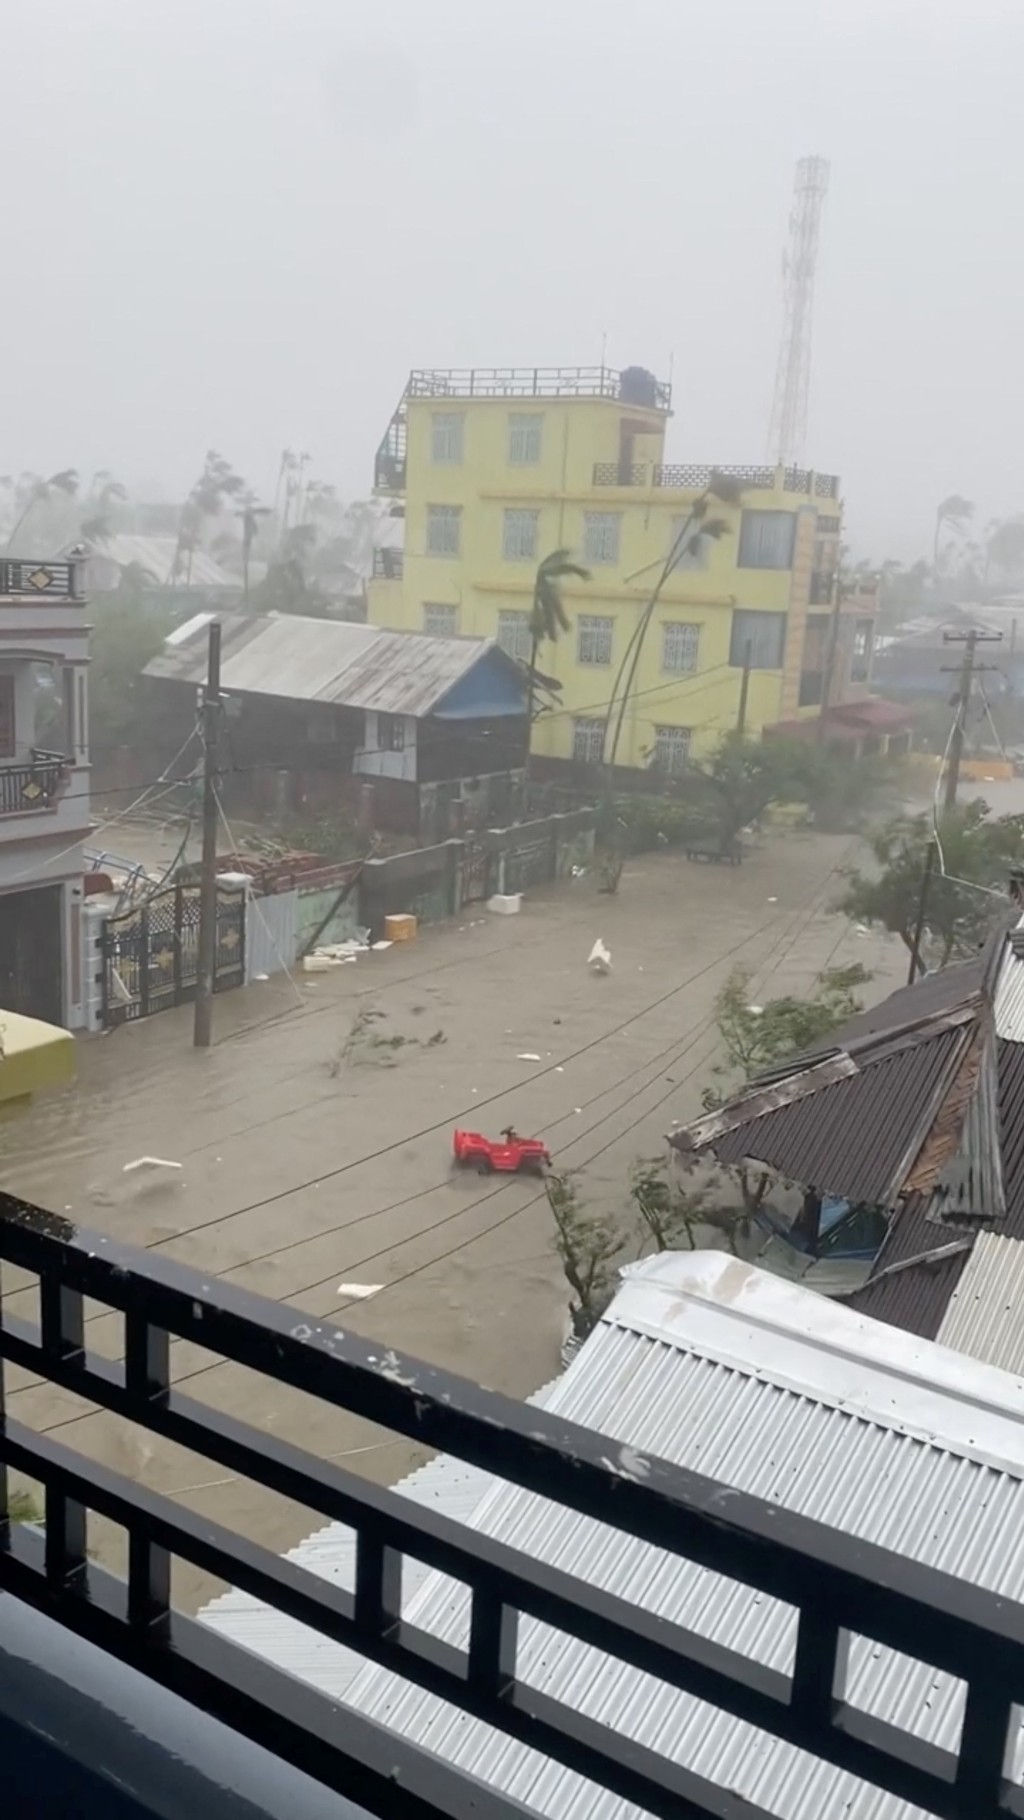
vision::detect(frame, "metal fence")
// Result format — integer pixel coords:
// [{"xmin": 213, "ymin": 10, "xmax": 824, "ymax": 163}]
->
[{"xmin": 0, "ymin": 1199, "xmax": 1021, "ymax": 1820}]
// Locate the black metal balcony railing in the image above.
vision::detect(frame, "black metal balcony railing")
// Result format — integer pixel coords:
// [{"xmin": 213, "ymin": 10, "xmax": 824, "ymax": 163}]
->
[
  {"xmin": 0, "ymin": 559, "xmax": 81, "ymax": 599},
  {"xmin": 0, "ymin": 751, "xmax": 69, "ymax": 816},
  {"xmin": 371, "ymin": 546, "xmax": 404, "ymax": 580},
  {"xmin": 653, "ymin": 463, "xmax": 841, "ymax": 496},
  {"xmin": 0, "ymin": 1197, "xmax": 1023, "ymax": 1820}
]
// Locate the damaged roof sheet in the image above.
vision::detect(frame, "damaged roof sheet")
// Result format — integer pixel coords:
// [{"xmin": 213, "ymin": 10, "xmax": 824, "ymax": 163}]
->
[{"xmin": 688, "ymin": 1024, "xmax": 968, "ymax": 1205}]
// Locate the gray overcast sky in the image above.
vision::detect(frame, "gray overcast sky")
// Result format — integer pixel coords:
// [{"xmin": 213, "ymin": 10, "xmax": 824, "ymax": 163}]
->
[{"xmin": 5, "ymin": 0, "xmax": 1022, "ymax": 559}]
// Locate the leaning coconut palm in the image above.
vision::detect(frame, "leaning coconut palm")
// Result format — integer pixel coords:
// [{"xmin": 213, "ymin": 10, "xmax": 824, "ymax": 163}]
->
[
  {"xmin": 604, "ymin": 472, "xmax": 745, "ymax": 777},
  {"xmin": 525, "ymin": 548, "xmax": 591, "ymax": 774},
  {"xmin": 5, "ymin": 468, "xmax": 79, "ymax": 552},
  {"xmin": 933, "ymin": 494, "xmax": 973, "ymax": 575},
  {"xmin": 237, "ymin": 493, "xmax": 272, "ymax": 607}
]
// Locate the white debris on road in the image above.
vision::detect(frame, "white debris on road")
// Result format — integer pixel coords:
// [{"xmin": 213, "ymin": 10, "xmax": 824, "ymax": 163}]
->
[
  {"xmin": 588, "ymin": 938, "xmax": 612, "ymax": 974},
  {"xmin": 122, "ymin": 1157, "xmax": 182, "ymax": 1174}
]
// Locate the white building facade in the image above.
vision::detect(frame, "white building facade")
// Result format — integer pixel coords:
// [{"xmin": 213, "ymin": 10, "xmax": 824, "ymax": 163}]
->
[{"xmin": 0, "ymin": 558, "xmax": 91, "ymax": 1028}]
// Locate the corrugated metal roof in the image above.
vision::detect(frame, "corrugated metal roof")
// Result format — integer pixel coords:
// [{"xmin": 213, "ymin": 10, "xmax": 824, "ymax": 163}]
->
[
  {"xmin": 996, "ymin": 929, "xmax": 1024, "ymax": 1040},
  {"xmin": 708, "ymin": 1026, "xmax": 966, "ymax": 1204},
  {"xmin": 201, "ymin": 1440, "xmax": 521, "ymax": 1700},
  {"xmin": 327, "ymin": 1252, "xmax": 1024, "ymax": 1820},
  {"xmin": 843, "ymin": 1195, "xmax": 973, "ymax": 1337},
  {"xmin": 89, "ymin": 534, "xmax": 238, "ymax": 589},
  {"xmin": 937, "ymin": 1231, "xmax": 1024, "ymax": 1372},
  {"xmin": 145, "ymin": 610, "xmax": 522, "ymax": 718}
]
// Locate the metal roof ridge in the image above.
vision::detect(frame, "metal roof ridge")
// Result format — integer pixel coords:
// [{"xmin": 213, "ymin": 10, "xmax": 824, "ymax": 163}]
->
[{"xmin": 604, "ymin": 1253, "xmax": 1024, "ymax": 1477}]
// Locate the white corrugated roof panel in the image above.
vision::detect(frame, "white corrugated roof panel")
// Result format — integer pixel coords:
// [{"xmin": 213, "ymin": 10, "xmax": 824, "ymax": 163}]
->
[
  {"xmin": 200, "ymin": 1387, "xmax": 559, "ymax": 1701},
  {"xmin": 335, "ymin": 1253, "xmax": 1024, "ymax": 1820},
  {"xmin": 937, "ymin": 1230, "xmax": 1024, "ymax": 1372},
  {"xmin": 996, "ymin": 921, "xmax": 1024, "ymax": 1040},
  {"xmin": 145, "ymin": 610, "xmax": 513, "ymax": 717}
]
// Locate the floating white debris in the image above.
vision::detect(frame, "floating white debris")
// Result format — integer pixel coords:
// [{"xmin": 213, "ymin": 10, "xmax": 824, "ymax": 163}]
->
[
  {"xmin": 123, "ymin": 1157, "xmax": 182, "ymax": 1174},
  {"xmin": 254, "ymin": 972, "xmax": 270, "ymax": 981},
  {"xmin": 588, "ymin": 938, "xmax": 612, "ymax": 975},
  {"xmin": 517, "ymin": 1052, "xmax": 541, "ymax": 1062},
  {"xmin": 336, "ymin": 1282, "xmax": 383, "ymax": 1299},
  {"xmin": 372, "ymin": 939, "xmax": 393, "ymax": 950}
]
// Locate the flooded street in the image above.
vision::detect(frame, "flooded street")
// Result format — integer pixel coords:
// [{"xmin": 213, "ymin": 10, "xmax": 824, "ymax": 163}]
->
[{"xmin": 1, "ymin": 830, "xmax": 905, "ymax": 1603}]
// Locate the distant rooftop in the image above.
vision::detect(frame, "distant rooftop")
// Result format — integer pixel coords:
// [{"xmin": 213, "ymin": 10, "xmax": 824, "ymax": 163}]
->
[{"xmin": 405, "ymin": 365, "xmax": 672, "ymax": 408}]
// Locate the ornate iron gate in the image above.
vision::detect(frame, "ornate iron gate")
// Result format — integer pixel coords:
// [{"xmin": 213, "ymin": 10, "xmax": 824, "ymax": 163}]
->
[
  {"xmin": 101, "ymin": 882, "xmax": 245, "ymax": 1027},
  {"xmin": 460, "ymin": 840, "xmax": 492, "ymax": 903}
]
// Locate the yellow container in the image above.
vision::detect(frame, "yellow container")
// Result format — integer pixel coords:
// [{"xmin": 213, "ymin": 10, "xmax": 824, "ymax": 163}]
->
[{"xmin": 384, "ymin": 913, "xmax": 418, "ymax": 943}]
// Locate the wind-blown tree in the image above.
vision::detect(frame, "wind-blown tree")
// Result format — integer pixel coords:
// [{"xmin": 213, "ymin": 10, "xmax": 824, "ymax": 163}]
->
[
  {"xmin": 933, "ymin": 494, "xmax": 973, "ymax": 574},
  {"xmin": 6, "ymin": 469, "xmax": 79, "ymax": 552},
  {"xmin": 173, "ymin": 451, "xmax": 246, "ymax": 583},
  {"xmin": 604, "ymin": 474, "xmax": 744, "ymax": 776},
  {"xmin": 526, "ymin": 549, "xmax": 590, "ymax": 768},
  {"xmin": 839, "ymin": 802, "xmax": 1024, "ymax": 974},
  {"xmin": 237, "ymin": 493, "xmax": 272, "ymax": 607},
  {"xmin": 79, "ymin": 471, "xmax": 128, "ymax": 544},
  {"xmin": 252, "ymin": 523, "xmax": 330, "ymax": 617},
  {"xmin": 987, "ymin": 515, "xmax": 1024, "ymax": 584}
]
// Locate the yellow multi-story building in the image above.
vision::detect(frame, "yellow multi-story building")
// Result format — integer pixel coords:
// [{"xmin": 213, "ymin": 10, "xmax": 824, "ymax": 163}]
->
[{"xmin": 368, "ymin": 366, "xmax": 872, "ymax": 775}]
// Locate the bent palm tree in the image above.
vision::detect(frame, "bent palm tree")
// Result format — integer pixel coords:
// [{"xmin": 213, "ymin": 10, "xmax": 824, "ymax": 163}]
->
[
  {"xmin": 933, "ymin": 494, "xmax": 973, "ymax": 574},
  {"xmin": 5, "ymin": 468, "xmax": 79, "ymax": 553},
  {"xmin": 526, "ymin": 549, "xmax": 590, "ymax": 772},
  {"xmin": 604, "ymin": 473, "xmax": 744, "ymax": 776}
]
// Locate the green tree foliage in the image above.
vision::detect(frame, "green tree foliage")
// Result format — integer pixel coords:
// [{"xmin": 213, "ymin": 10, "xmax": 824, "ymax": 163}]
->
[
  {"xmin": 252, "ymin": 523, "xmax": 332, "ymax": 617},
  {"xmin": 545, "ymin": 1169, "xmax": 623, "ymax": 1342},
  {"xmin": 681, "ymin": 732, "xmax": 802, "ymax": 843},
  {"xmin": 526, "ymin": 550, "xmax": 590, "ymax": 750},
  {"xmin": 704, "ymin": 962, "xmax": 871, "ymax": 1108},
  {"xmin": 87, "ymin": 567, "xmax": 177, "ymax": 746},
  {"xmin": 838, "ymin": 803, "xmax": 1024, "ymax": 969}
]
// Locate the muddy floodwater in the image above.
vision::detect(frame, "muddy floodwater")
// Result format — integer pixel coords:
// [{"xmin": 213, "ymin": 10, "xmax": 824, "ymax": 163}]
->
[{"xmin": 1, "ymin": 830, "xmax": 905, "ymax": 1604}]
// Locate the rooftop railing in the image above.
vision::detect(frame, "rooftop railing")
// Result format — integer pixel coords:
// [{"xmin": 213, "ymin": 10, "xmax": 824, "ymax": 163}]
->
[{"xmin": 0, "ymin": 1195, "xmax": 1021, "ymax": 1820}]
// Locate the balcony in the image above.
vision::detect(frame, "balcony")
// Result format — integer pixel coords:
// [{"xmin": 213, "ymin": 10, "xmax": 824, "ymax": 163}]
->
[
  {"xmin": 0, "ymin": 559, "xmax": 82, "ymax": 600},
  {"xmin": 371, "ymin": 547, "xmax": 404, "ymax": 580},
  {"xmin": 0, "ymin": 1198, "xmax": 1021, "ymax": 1820},
  {"xmin": 809, "ymin": 569, "xmax": 834, "ymax": 605},
  {"xmin": 0, "ymin": 750, "xmax": 70, "ymax": 816}
]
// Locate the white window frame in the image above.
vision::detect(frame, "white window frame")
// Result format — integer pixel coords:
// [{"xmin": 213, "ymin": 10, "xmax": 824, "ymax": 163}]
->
[
  {"xmin": 653, "ymin": 725, "xmax": 691, "ymax": 776},
  {"xmin": 423, "ymin": 602, "xmax": 459, "ymax": 637},
  {"xmin": 502, "ymin": 508, "xmax": 539, "ymax": 563},
  {"xmin": 496, "ymin": 610, "xmax": 532, "ymax": 661},
  {"xmin": 572, "ymin": 717, "xmax": 606, "ymax": 764},
  {"xmin": 577, "ymin": 614, "xmax": 614, "ymax": 666},
  {"xmin": 431, "ymin": 412, "xmax": 464, "ymax": 464},
  {"xmin": 508, "ymin": 412, "xmax": 543, "ymax": 465},
  {"xmin": 583, "ymin": 512, "xmax": 621, "ymax": 565},
  {"xmin": 426, "ymin": 505, "xmax": 461, "ymax": 556},
  {"xmin": 661, "ymin": 622, "xmax": 701, "ymax": 675}
]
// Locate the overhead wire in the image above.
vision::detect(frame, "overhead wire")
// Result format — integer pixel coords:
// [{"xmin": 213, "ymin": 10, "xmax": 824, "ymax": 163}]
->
[{"xmin": 14, "ymin": 843, "xmax": 856, "ymax": 1428}]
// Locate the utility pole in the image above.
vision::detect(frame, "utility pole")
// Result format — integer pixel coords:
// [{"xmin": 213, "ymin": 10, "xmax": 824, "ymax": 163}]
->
[
  {"xmin": 907, "ymin": 839, "xmax": 936, "ymax": 984},
  {"xmin": 193, "ymin": 621, "xmax": 223, "ymax": 1049},
  {"xmin": 816, "ymin": 563, "xmax": 844, "ymax": 742},
  {"xmin": 736, "ymin": 639, "xmax": 753, "ymax": 735},
  {"xmin": 940, "ymin": 629, "xmax": 1002, "ymax": 814}
]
